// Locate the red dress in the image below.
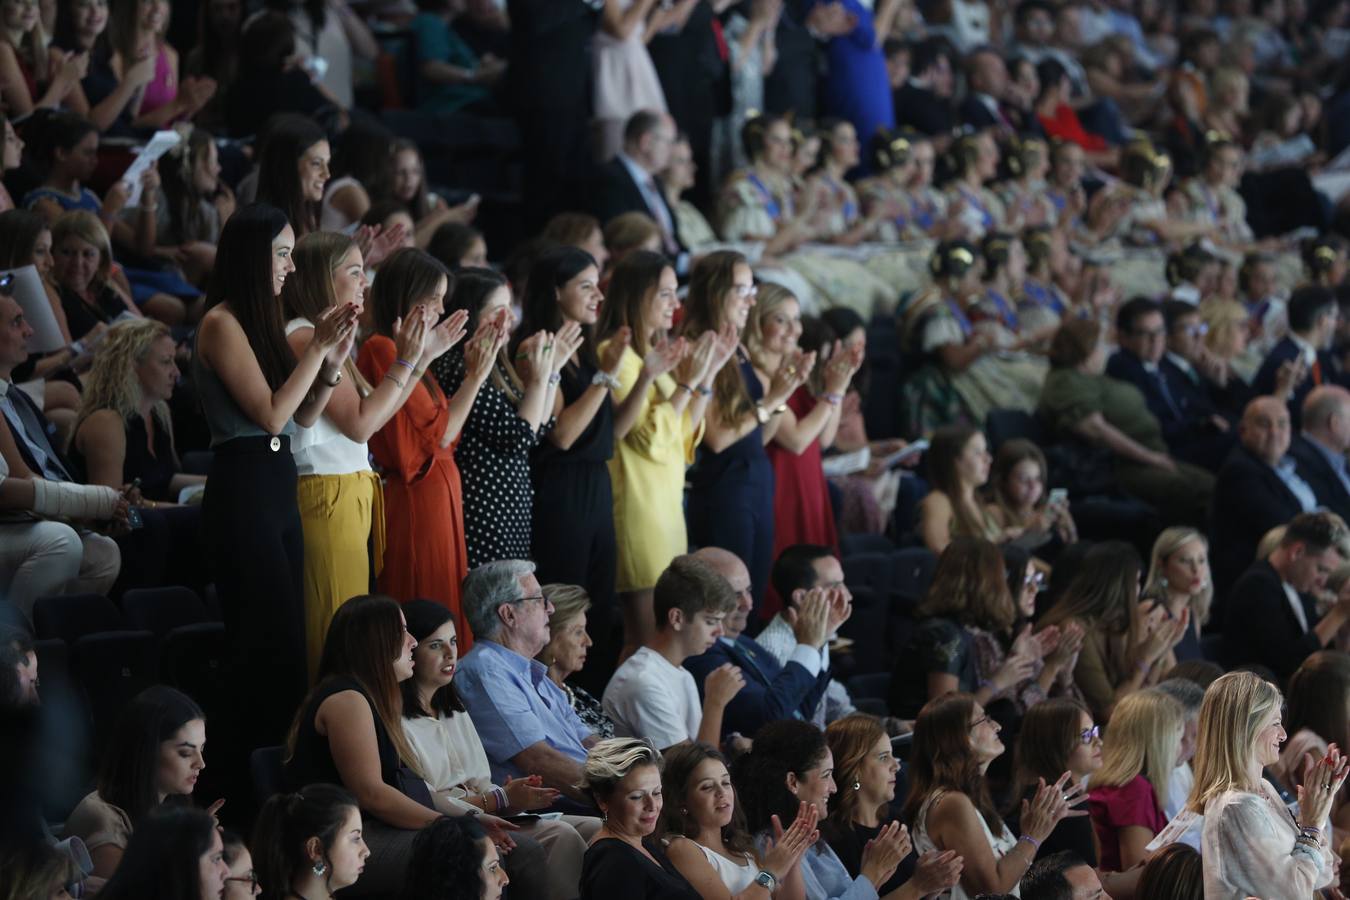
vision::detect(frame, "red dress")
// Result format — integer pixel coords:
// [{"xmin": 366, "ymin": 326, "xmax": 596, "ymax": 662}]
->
[
  {"xmin": 763, "ymin": 387, "xmax": 840, "ymax": 616},
  {"xmin": 357, "ymin": 335, "xmax": 472, "ymax": 651},
  {"xmin": 1037, "ymin": 103, "xmax": 1109, "ymax": 152}
]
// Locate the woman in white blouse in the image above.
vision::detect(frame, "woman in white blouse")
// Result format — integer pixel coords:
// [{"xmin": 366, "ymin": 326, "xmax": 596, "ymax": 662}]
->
[
  {"xmin": 1188, "ymin": 670, "xmax": 1350, "ymax": 898},
  {"xmin": 399, "ymin": 599, "xmax": 600, "ymax": 900}
]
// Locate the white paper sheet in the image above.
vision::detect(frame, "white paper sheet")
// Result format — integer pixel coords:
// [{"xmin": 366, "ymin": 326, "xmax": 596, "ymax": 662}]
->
[
  {"xmin": 122, "ymin": 130, "xmax": 182, "ymax": 207},
  {"xmin": 3, "ymin": 265, "xmax": 64, "ymax": 354}
]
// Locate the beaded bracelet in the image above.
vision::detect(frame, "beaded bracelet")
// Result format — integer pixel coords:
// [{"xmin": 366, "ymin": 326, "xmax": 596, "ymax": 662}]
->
[
  {"xmin": 823, "ymin": 392, "xmax": 844, "ymax": 406},
  {"xmin": 548, "ymin": 372, "xmax": 562, "ymax": 386},
  {"xmin": 1017, "ymin": 834, "xmax": 1040, "ymax": 849},
  {"xmin": 393, "ymin": 358, "xmax": 416, "ymax": 372},
  {"xmin": 491, "ymin": 786, "xmax": 509, "ymax": 812}
]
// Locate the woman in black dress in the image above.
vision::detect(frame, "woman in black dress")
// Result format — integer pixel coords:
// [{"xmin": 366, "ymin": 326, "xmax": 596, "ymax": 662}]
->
[
  {"xmin": 518, "ymin": 246, "xmax": 627, "ymax": 676},
  {"xmin": 432, "ymin": 267, "xmax": 578, "ymax": 567},
  {"xmin": 581, "ymin": 738, "xmax": 700, "ymax": 900},
  {"xmin": 678, "ymin": 251, "xmax": 810, "ymax": 609}
]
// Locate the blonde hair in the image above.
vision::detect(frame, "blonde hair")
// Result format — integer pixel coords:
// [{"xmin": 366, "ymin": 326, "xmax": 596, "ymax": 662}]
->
[
  {"xmin": 1142, "ymin": 527, "xmax": 1214, "ymax": 627},
  {"xmin": 281, "ymin": 231, "xmax": 372, "ymax": 394},
  {"xmin": 743, "ymin": 282, "xmax": 800, "ymax": 372},
  {"xmin": 75, "ymin": 318, "xmax": 175, "ymax": 436},
  {"xmin": 1187, "ymin": 672, "xmax": 1282, "ymax": 813},
  {"xmin": 1093, "ymin": 689, "xmax": 1184, "ymax": 811},
  {"xmin": 1200, "ymin": 299, "xmax": 1248, "ymax": 360},
  {"xmin": 540, "ymin": 583, "xmax": 593, "ymax": 667},
  {"xmin": 603, "ymin": 212, "xmax": 661, "ymax": 261},
  {"xmin": 52, "ymin": 210, "xmax": 113, "ymax": 286},
  {"xmin": 584, "ymin": 738, "xmax": 662, "ymax": 801}
]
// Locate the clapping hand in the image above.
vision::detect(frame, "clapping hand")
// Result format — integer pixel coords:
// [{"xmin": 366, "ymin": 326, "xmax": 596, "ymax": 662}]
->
[
  {"xmin": 504, "ymin": 774, "xmax": 561, "ymax": 812},
  {"xmin": 465, "ymin": 316, "xmax": 507, "ymax": 382},
  {"xmin": 762, "ymin": 802, "xmax": 819, "ymax": 882},
  {"xmin": 599, "ymin": 326, "xmax": 631, "ymax": 377},
  {"xmin": 422, "ymin": 307, "xmax": 469, "ymax": 363},
  {"xmin": 1298, "ymin": 744, "xmax": 1350, "ymax": 828},
  {"xmin": 392, "ymin": 304, "xmax": 432, "ymax": 366},
  {"xmin": 313, "ymin": 301, "xmax": 360, "ymax": 361},
  {"xmin": 551, "ymin": 321, "xmax": 584, "ymax": 374},
  {"xmin": 1019, "ymin": 773, "xmax": 1088, "ymax": 844},
  {"xmin": 910, "ymin": 850, "xmax": 963, "ymax": 895},
  {"xmin": 516, "ymin": 330, "xmax": 555, "ymax": 386},
  {"xmin": 648, "ymin": 334, "xmax": 690, "ymax": 381}
]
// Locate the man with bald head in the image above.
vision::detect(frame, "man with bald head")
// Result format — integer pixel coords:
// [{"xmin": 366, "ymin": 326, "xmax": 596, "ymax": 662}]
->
[
  {"xmin": 1290, "ymin": 385, "xmax": 1350, "ymax": 520},
  {"xmin": 1211, "ymin": 395, "xmax": 1320, "ymax": 597},
  {"xmin": 683, "ymin": 547, "xmax": 832, "ymax": 739}
]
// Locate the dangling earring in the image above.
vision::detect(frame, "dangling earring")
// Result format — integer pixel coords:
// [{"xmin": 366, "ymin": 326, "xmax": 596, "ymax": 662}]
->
[
  {"xmin": 312, "ymin": 859, "xmax": 327, "ymax": 877},
  {"xmin": 852, "ymin": 781, "xmax": 861, "ymax": 791}
]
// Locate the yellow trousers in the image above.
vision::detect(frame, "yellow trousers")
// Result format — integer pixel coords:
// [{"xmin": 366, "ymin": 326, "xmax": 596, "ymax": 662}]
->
[{"xmin": 297, "ymin": 470, "xmax": 386, "ymax": 679}]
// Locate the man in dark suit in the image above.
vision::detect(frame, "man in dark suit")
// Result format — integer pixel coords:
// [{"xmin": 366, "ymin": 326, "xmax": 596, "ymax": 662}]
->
[
  {"xmin": 1252, "ymin": 284, "xmax": 1345, "ymax": 429},
  {"xmin": 592, "ymin": 110, "xmax": 685, "ymax": 264},
  {"xmin": 958, "ymin": 48, "xmax": 1016, "ymax": 133},
  {"xmin": 684, "ymin": 547, "xmax": 831, "ymax": 739},
  {"xmin": 1224, "ymin": 512, "xmax": 1350, "ymax": 679},
  {"xmin": 0, "ymin": 293, "xmax": 120, "ymax": 608},
  {"xmin": 894, "ymin": 37, "xmax": 956, "ymax": 137},
  {"xmin": 1290, "ymin": 385, "xmax": 1350, "ymax": 521},
  {"xmin": 1211, "ymin": 395, "xmax": 1319, "ymax": 600},
  {"xmin": 1162, "ymin": 300, "xmax": 1248, "ymax": 422},
  {"xmin": 1106, "ymin": 297, "xmax": 1233, "ymax": 469}
]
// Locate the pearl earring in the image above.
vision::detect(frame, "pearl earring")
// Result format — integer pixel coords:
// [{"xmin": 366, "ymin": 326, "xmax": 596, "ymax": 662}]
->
[{"xmin": 853, "ymin": 781, "xmax": 861, "ymax": 791}]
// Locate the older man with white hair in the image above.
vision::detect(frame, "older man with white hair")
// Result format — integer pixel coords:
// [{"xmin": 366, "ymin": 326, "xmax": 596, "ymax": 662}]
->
[
  {"xmin": 1290, "ymin": 384, "xmax": 1350, "ymax": 520},
  {"xmin": 455, "ymin": 559, "xmax": 600, "ymax": 800}
]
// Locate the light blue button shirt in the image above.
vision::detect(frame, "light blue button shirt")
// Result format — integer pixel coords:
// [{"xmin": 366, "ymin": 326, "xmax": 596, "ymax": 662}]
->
[
  {"xmin": 455, "ymin": 639, "xmax": 594, "ymax": 783},
  {"xmin": 1273, "ymin": 456, "xmax": 1319, "ymax": 513},
  {"xmin": 1303, "ymin": 433, "xmax": 1350, "ymax": 498}
]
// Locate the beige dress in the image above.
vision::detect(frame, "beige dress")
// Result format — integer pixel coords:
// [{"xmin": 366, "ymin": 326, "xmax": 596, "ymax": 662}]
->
[{"xmin": 592, "ymin": 1, "xmax": 667, "ymax": 161}]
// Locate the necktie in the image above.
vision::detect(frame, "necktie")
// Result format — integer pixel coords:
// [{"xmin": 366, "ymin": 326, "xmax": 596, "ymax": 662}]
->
[
  {"xmin": 1153, "ymin": 369, "xmax": 1181, "ymax": 420},
  {"xmin": 645, "ymin": 176, "xmax": 679, "ymax": 256},
  {"xmin": 0, "ymin": 383, "xmax": 70, "ymax": 481},
  {"xmin": 1312, "ymin": 358, "xmax": 1323, "ymax": 386}
]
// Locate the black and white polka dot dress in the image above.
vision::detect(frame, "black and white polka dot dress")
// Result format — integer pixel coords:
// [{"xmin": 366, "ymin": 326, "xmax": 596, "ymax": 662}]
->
[{"xmin": 433, "ymin": 351, "xmax": 551, "ymax": 568}]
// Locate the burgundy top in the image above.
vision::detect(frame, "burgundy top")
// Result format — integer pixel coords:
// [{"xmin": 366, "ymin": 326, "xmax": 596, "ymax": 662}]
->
[{"xmin": 1088, "ymin": 774, "xmax": 1167, "ymax": 871}]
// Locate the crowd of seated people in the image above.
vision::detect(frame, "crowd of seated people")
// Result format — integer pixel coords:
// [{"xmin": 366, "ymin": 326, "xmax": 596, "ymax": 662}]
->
[{"xmin": 8, "ymin": 0, "xmax": 1350, "ymax": 895}]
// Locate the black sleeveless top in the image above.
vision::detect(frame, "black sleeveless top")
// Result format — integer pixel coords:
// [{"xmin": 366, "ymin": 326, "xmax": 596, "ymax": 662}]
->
[
  {"xmin": 284, "ymin": 676, "xmax": 435, "ymax": 812},
  {"xmin": 69, "ymin": 413, "xmax": 178, "ymax": 502}
]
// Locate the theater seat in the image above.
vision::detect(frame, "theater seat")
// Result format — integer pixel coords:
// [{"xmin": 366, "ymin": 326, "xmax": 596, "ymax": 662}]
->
[
  {"xmin": 839, "ymin": 534, "xmax": 895, "ymax": 557},
  {"xmin": 0, "ymin": 599, "xmax": 31, "ymax": 634},
  {"xmin": 122, "ymin": 587, "xmax": 226, "ymax": 702},
  {"xmin": 32, "ymin": 594, "xmax": 125, "ymax": 644},
  {"xmin": 251, "ymin": 746, "xmax": 286, "ymax": 809}
]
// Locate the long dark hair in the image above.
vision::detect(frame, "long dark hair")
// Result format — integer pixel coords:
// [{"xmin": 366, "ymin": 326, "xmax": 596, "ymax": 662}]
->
[
  {"xmin": 97, "ymin": 686, "xmax": 205, "ymax": 827},
  {"xmin": 256, "ymin": 114, "xmax": 325, "ymax": 238},
  {"xmin": 679, "ymin": 250, "xmax": 752, "ymax": 427},
  {"xmin": 252, "ymin": 784, "xmax": 358, "ymax": 900},
  {"xmin": 400, "ymin": 816, "xmax": 490, "ymax": 900},
  {"xmin": 205, "ymin": 203, "xmax": 296, "ymax": 391},
  {"xmin": 427, "ymin": 223, "xmax": 484, "ymax": 273},
  {"xmin": 1040, "ymin": 540, "xmax": 1142, "ymax": 641},
  {"xmin": 660, "ymin": 742, "xmax": 755, "ymax": 855},
  {"xmin": 286, "ymin": 595, "xmax": 421, "ymax": 774},
  {"xmin": 515, "ymin": 244, "xmax": 599, "ymax": 366},
  {"xmin": 369, "ymin": 247, "xmax": 452, "ymax": 339},
  {"xmin": 733, "ymin": 720, "xmax": 829, "ymax": 837},
  {"xmin": 595, "ymin": 249, "xmax": 672, "ymax": 357},
  {"xmin": 96, "ymin": 806, "xmax": 217, "ymax": 900},
  {"xmin": 400, "ymin": 599, "xmax": 466, "ymax": 718},
  {"xmin": 160, "ymin": 129, "xmax": 219, "ymax": 245},
  {"xmin": 0, "ymin": 209, "xmax": 48, "ymax": 269},
  {"xmin": 901, "ymin": 692, "xmax": 1003, "ymax": 834},
  {"xmin": 444, "ymin": 266, "xmax": 521, "ymax": 401},
  {"xmin": 1011, "ymin": 698, "xmax": 1088, "ymax": 810}
]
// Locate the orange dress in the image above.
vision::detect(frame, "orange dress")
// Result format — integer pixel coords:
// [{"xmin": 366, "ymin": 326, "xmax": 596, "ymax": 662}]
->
[{"xmin": 357, "ymin": 335, "xmax": 472, "ymax": 650}]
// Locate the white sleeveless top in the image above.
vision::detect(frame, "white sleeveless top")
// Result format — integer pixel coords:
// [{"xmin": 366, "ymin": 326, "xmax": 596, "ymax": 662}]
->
[
  {"xmin": 319, "ymin": 176, "xmax": 363, "ymax": 233},
  {"xmin": 692, "ymin": 842, "xmax": 756, "ymax": 893},
  {"xmin": 284, "ymin": 318, "xmax": 370, "ymax": 476},
  {"xmin": 913, "ymin": 790, "xmax": 1020, "ymax": 900}
]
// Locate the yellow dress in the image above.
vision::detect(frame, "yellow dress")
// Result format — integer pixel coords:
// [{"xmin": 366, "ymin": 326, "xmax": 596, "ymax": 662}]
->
[{"xmin": 603, "ymin": 342, "xmax": 704, "ymax": 592}]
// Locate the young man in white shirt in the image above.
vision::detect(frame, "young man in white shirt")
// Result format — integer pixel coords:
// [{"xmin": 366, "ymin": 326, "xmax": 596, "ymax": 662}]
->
[{"xmin": 602, "ymin": 555, "xmax": 745, "ymax": 749}]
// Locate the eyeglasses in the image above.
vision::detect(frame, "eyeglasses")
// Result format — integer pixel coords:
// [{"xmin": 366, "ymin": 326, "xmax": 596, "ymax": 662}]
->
[
  {"xmin": 513, "ymin": 594, "xmax": 550, "ymax": 610},
  {"xmin": 1182, "ymin": 323, "xmax": 1209, "ymax": 337},
  {"xmin": 969, "ymin": 715, "xmax": 993, "ymax": 731},
  {"xmin": 1024, "ymin": 571, "xmax": 1046, "ymax": 591},
  {"xmin": 226, "ymin": 872, "xmax": 259, "ymax": 893},
  {"xmin": 733, "ymin": 284, "xmax": 758, "ymax": 299},
  {"xmin": 1080, "ymin": 726, "xmax": 1101, "ymax": 745}
]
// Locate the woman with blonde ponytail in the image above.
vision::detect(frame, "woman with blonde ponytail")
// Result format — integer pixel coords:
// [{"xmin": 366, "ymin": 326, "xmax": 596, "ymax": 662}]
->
[{"xmin": 283, "ymin": 233, "xmax": 467, "ymax": 674}]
